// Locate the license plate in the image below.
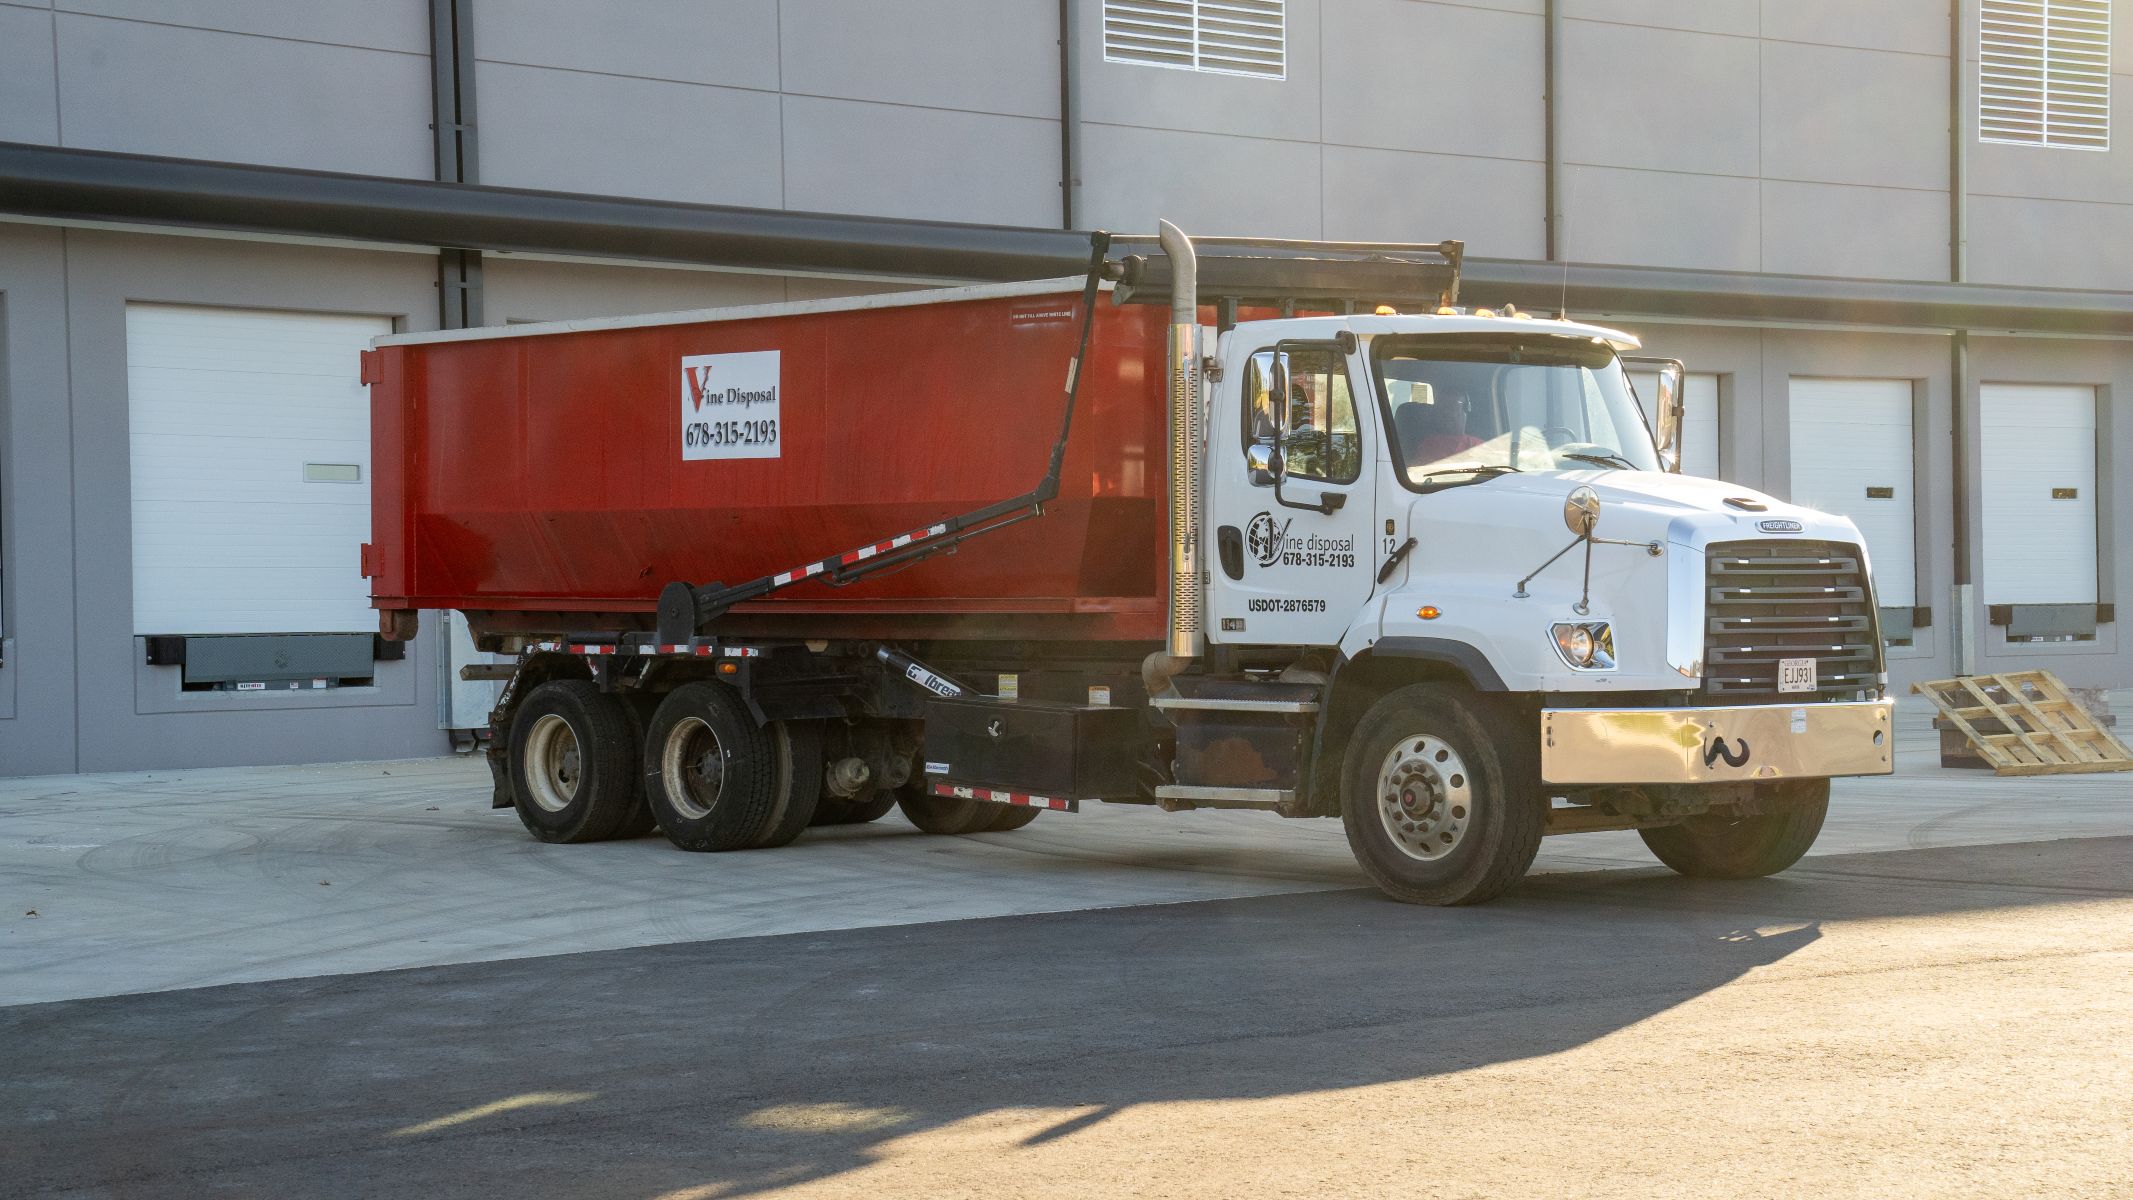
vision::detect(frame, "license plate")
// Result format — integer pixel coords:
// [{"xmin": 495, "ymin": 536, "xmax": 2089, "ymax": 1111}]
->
[{"xmin": 1777, "ymin": 657, "xmax": 1818, "ymax": 694}]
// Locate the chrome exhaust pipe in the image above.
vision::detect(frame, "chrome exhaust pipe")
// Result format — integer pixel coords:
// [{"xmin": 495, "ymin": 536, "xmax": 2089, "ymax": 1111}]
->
[{"xmin": 1158, "ymin": 217, "xmax": 1203, "ymax": 671}]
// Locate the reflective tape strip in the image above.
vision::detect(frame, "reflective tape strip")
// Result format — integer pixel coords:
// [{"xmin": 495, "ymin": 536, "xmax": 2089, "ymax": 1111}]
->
[
  {"xmin": 566, "ymin": 644, "xmax": 615, "ymax": 655},
  {"xmin": 722, "ymin": 647, "xmax": 760, "ymax": 658},
  {"xmin": 930, "ymin": 781, "xmax": 1079, "ymax": 812}
]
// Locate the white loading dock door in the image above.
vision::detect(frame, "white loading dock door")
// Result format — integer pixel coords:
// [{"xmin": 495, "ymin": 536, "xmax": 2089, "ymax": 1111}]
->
[
  {"xmin": 1629, "ymin": 371, "xmax": 1720, "ymax": 479},
  {"xmin": 128, "ymin": 305, "xmax": 390, "ymax": 635},
  {"xmin": 1787, "ymin": 378, "xmax": 1916, "ymax": 609},
  {"xmin": 1981, "ymin": 384, "xmax": 2097, "ymax": 605}
]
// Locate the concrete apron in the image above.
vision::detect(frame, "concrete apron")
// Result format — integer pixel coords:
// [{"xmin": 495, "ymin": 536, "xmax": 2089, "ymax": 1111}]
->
[{"xmin": 5, "ymin": 724, "xmax": 2132, "ymax": 1007}]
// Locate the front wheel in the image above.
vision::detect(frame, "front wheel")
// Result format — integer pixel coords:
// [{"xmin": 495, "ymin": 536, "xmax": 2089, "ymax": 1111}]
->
[
  {"xmin": 1639, "ymin": 779, "xmax": 1830, "ymax": 878},
  {"xmin": 1340, "ymin": 683, "xmax": 1543, "ymax": 906}
]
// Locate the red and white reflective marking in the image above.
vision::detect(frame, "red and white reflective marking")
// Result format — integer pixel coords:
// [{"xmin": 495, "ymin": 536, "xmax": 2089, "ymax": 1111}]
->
[
  {"xmin": 529, "ymin": 642, "xmax": 761, "ymax": 659},
  {"xmin": 763, "ymin": 522, "xmax": 957, "ymax": 587},
  {"xmin": 770, "ymin": 562, "xmax": 826, "ymax": 587},
  {"xmin": 930, "ymin": 781, "xmax": 1080, "ymax": 813}
]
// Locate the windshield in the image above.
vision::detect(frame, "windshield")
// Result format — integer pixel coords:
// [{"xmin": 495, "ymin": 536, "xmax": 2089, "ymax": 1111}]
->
[{"xmin": 1373, "ymin": 335, "xmax": 1660, "ymax": 486}]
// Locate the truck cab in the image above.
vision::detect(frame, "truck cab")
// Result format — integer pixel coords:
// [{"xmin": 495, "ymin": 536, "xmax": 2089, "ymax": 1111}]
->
[{"xmin": 1158, "ymin": 298, "xmax": 1895, "ymax": 902}]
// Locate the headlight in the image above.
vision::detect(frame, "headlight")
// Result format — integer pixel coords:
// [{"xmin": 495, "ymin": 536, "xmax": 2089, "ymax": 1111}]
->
[{"xmin": 1551, "ymin": 621, "xmax": 1615, "ymax": 670}]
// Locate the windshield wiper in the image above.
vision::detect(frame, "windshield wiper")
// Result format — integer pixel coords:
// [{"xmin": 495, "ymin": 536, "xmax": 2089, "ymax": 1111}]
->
[
  {"xmin": 1418, "ymin": 463, "xmax": 1521, "ymax": 480},
  {"xmin": 1415, "ymin": 463, "xmax": 1520, "ymax": 494},
  {"xmin": 1558, "ymin": 451, "xmax": 1639, "ymax": 470}
]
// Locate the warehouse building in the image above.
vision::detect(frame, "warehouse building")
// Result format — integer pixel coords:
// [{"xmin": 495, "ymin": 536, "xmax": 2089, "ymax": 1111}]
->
[{"xmin": 0, "ymin": 0, "xmax": 2127, "ymax": 775}]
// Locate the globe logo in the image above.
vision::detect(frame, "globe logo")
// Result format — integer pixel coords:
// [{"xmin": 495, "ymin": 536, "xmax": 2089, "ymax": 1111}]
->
[{"xmin": 1245, "ymin": 512, "xmax": 1289, "ymax": 567}]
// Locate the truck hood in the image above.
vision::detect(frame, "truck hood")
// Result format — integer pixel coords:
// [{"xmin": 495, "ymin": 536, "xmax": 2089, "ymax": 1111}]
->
[
  {"xmin": 1380, "ymin": 468, "xmax": 1877, "ymax": 693},
  {"xmin": 1466, "ymin": 469, "xmax": 1856, "ymax": 548}
]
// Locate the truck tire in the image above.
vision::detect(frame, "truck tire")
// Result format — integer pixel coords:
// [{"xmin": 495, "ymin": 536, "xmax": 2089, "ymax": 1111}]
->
[
  {"xmin": 896, "ymin": 784, "xmax": 1012, "ymax": 835},
  {"xmin": 645, "ymin": 682, "xmax": 781, "ymax": 852},
  {"xmin": 1639, "ymin": 778, "xmax": 1829, "ymax": 878},
  {"xmin": 815, "ymin": 789, "xmax": 897, "ymax": 826},
  {"xmin": 1339, "ymin": 683, "xmax": 1544, "ymax": 906},
  {"xmin": 611, "ymin": 691, "xmax": 662, "ymax": 838},
  {"xmin": 508, "ymin": 680, "xmax": 641, "ymax": 844},
  {"xmin": 748, "ymin": 721, "xmax": 825, "ymax": 849},
  {"xmin": 843, "ymin": 791, "xmax": 898, "ymax": 824},
  {"xmin": 983, "ymin": 804, "xmax": 1041, "ymax": 831}
]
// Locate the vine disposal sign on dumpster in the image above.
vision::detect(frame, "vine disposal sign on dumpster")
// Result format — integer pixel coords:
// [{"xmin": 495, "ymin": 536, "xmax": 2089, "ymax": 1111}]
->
[{"xmin": 679, "ymin": 350, "xmax": 781, "ymax": 460}]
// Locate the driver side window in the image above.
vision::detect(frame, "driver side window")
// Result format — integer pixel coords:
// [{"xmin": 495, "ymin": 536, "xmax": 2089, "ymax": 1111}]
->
[{"xmin": 1241, "ymin": 345, "xmax": 1362, "ymax": 484}]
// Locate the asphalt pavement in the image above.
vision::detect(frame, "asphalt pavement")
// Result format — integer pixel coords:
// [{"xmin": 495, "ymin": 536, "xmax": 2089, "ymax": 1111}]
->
[{"xmin": 3, "ymin": 720, "xmax": 2132, "ymax": 1197}]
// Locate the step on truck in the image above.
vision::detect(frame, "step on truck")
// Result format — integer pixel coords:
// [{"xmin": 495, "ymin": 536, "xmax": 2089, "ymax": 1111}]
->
[{"xmin": 363, "ymin": 223, "xmax": 1895, "ymax": 905}]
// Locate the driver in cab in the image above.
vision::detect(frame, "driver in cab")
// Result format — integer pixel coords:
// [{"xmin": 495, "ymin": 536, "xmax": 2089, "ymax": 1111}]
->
[{"xmin": 1394, "ymin": 386, "xmax": 1482, "ymax": 467}]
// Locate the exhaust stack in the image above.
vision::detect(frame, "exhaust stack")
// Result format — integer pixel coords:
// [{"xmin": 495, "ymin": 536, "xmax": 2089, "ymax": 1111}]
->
[{"xmin": 1160, "ymin": 218, "xmax": 1203, "ymax": 664}]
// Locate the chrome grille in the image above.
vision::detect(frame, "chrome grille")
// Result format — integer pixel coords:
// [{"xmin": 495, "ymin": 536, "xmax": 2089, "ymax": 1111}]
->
[{"xmin": 1703, "ymin": 540, "xmax": 1881, "ymax": 703}]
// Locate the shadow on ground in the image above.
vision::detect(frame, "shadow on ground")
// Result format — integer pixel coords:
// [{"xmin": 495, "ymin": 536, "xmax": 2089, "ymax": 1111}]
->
[{"xmin": 4, "ymin": 835, "xmax": 2127, "ymax": 1199}]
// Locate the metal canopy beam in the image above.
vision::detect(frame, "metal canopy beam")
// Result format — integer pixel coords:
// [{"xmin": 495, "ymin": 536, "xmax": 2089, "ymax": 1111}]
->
[
  {"xmin": 0, "ymin": 141, "xmax": 1090, "ymax": 282},
  {"xmin": 1461, "ymin": 257, "xmax": 2133, "ymax": 337},
  {"xmin": 3, "ymin": 141, "xmax": 2130, "ymax": 336}
]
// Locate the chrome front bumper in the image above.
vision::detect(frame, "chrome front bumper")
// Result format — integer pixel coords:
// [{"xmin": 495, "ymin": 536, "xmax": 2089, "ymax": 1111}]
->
[{"xmin": 1541, "ymin": 699, "xmax": 1895, "ymax": 786}]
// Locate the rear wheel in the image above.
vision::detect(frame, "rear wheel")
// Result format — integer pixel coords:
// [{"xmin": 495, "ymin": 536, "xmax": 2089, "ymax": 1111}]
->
[
  {"xmin": 748, "ymin": 721, "xmax": 825, "ymax": 849},
  {"xmin": 815, "ymin": 789, "xmax": 898, "ymax": 826},
  {"xmin": 509, "ymin": 680, "xmax": 640, "ymax": 844},
  {"xmin": 611, "ymin": 691, "xmax": 662, "ymax": 838},
  {"xmin": 1639, "ymin": 779, "xmax": 1829, "ymax": 878},
  {"xmin": 645, "ymin": 682, "xmax": 780, "ymax": 852},
  {"xmin": 983, "ymin": 804, "xmax": 1042, "ymax": 831},
  {"xmin": 896, "ymin": 783, "xmax": 1018, "ymax": 835},
  {"xmin": 1340, "ymin": 683, "xmax": 1543, "ymax": 906}
]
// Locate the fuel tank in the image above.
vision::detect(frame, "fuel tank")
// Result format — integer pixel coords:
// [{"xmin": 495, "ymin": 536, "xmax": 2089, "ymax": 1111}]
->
[{"xmin": 365, "ymin": 280, "xmax": 1172, "ymax": 643}]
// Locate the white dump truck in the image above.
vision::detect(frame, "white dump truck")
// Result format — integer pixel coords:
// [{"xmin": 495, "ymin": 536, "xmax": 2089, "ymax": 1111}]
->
[{"xmin": 371, "ymin": 222, "xmax": 1895, "ymax": 905}]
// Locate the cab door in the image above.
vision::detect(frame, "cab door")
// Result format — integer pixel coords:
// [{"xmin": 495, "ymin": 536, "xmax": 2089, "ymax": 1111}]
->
[{"xmin": 1206, "ymin": 339, "xmax": 1379, "ymax": 647}]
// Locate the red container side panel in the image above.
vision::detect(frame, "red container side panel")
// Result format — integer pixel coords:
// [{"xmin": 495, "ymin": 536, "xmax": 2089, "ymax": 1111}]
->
[{"xmin": 369, "ymin": 290, "xmax": 1174, "ymax": 642}]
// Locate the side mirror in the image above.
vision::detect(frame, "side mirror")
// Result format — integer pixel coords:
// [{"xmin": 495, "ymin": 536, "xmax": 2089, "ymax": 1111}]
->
[
  {"xmin": 1246, "ymin": 441, "xmax": 1283, "ymax": 487},
  {"xmin": 1650, "ymin": 360, "xmax": 1686, "ymax": 473}
]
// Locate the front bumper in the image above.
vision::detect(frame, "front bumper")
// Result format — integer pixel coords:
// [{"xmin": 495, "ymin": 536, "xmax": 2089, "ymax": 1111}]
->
[{"xmin": 1541, "ymin": 699, "xmax": 1894, "ymax": 786}]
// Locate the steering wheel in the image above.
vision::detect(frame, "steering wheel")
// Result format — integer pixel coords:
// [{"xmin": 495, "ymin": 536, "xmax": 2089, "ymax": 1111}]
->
[
  {"xmin": 1541, "ymin": 425, "xmax": 1579, "ymax": 448},
  {"xmin": 1554, "ymin": 441, "xmax": 1617, "ymax": 459}
]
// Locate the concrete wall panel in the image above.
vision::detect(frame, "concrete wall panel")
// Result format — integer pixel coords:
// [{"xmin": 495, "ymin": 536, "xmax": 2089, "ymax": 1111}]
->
[
  {"xmin": 779, "ymin": 0, "xmax": 1058, "ymax": 118},
  {"xmin": 1079, "ymin": 125, "xmax": 1321, "ymax": 240},
  {"xmin": 1559, "ymin": 0, "xmax": 1757, "ymax": 37},
  {"xmin": 0, "ymin": 5, "xmax": 59, "ymax": 145},
  {"xmin": 474, "ymin": 0, "xmax": 778, "ymax": 91},
  {"xmin": 782, "ymin": 97, "xmax": 1060, "ymax": 226},
  {"xmin": 1561, "ymin": 165, "xmax": 1760, "ymax": 270},
  {"xmin": 0, "ymin": 225, "xmax": 78, "ymax": 777},
  {"xmin": 1759, "ymin": 0, "xmax": 1948, "ymax": 56},
  {"xmin": 483, "ymin": 258, "xmax": 789, "ymax": 326},
  {"xmin": 475, "ymin": 62, "xmax": 784, "ymax": 206},
  {"xmin": 1761, "ymin": 41, "xmax": 1948, "ymax": 191},
  {"xmin": 52, "ymin": 13, "xmax": 431, "ymax": 177},
  {"xmin": 1323, "ymin": 0, "xmax": 1543, "ymax": 161},
  {"xmin": 1321, "ymin": 146, "xmax": 1544, "ymax": 258},
  {"xmin": 1559, "ymin": 19, "xmax": 1760, "ymax": 177},
  {"xmin": 64, "ymin": 0, "xmax": 428, "ymax": 53},
  {"xmin": 1761, "ymin": 180, "xmax": 1947, "ymax": 281},
  {"xmin": 1968, "ymin": 195, "xmax": 2133, "ymax": 291}
]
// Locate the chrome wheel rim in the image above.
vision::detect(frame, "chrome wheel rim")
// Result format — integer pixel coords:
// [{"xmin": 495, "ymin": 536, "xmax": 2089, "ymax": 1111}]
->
[
  {"xmin": 524, "ymin": 713, "xmax": 582, "ymax": 813},
  {"xmin": 1376, "ymin": 735, "xmax": 1473, "ymax": 862},
  {"xmin": 661, "ymin": 716, "xmax": 726, "ymax": 821}
]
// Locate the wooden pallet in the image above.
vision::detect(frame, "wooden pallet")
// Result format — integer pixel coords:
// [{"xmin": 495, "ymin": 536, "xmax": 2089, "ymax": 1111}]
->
[{"xmin": 1911, "ymin": 670, "xmax": 2133, "ymax": 776}]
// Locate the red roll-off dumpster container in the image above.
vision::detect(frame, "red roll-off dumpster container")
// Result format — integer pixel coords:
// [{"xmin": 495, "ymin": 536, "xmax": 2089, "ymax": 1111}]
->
[{"xmin": 366, "ymin": 281, "xmax": 1172, "ymax": 643}]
